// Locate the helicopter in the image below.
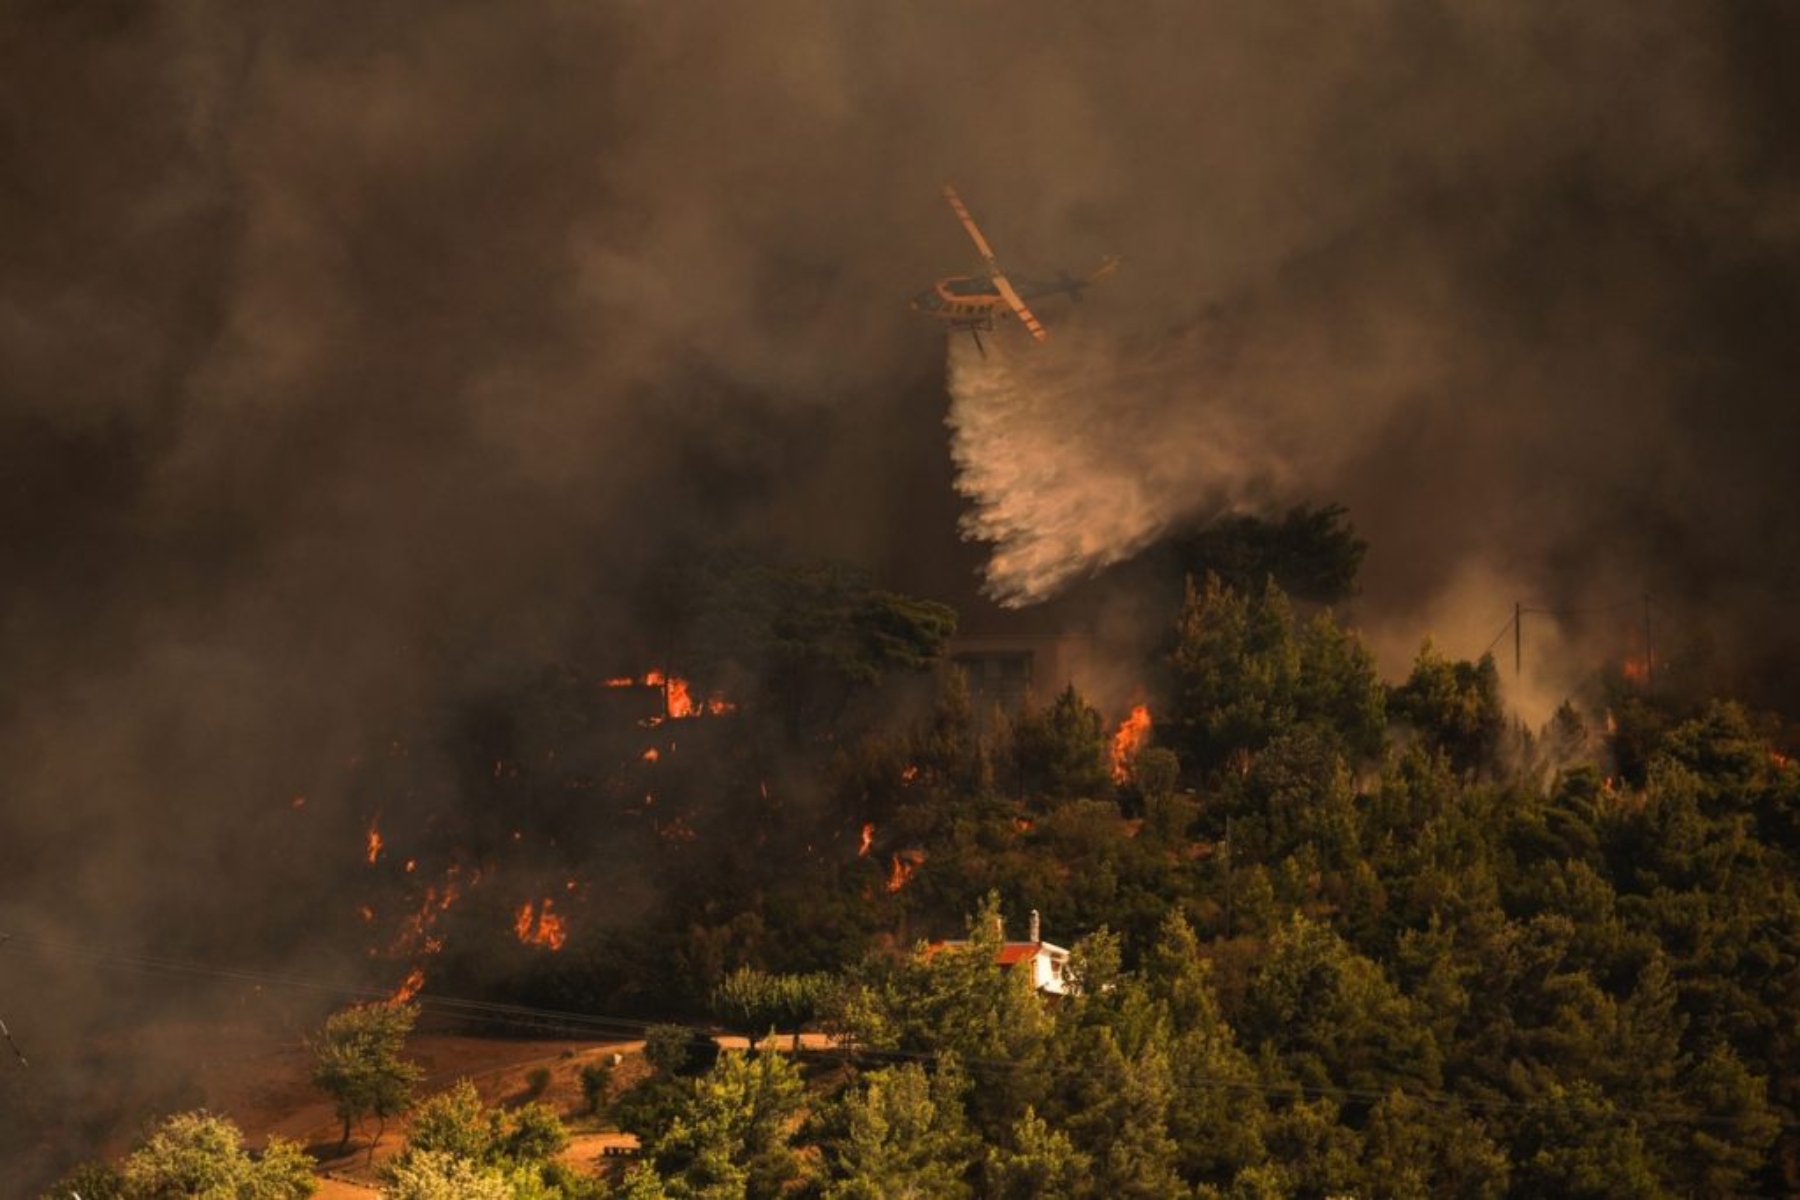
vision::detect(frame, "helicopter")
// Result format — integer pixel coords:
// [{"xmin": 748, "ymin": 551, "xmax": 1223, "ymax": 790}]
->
[{"xmin": 911, "ymin": 184, "xmax": 1120, "ymax": 354}]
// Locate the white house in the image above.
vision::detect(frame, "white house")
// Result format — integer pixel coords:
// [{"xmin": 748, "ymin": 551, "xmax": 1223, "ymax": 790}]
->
[{"xmin": 928, "ymin": 909, "xmax": 1071, "ymax": 996}]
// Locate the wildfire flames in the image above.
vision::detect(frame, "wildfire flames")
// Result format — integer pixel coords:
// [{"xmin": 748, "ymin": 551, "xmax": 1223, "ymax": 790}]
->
[
  {"xmin": 514, "ymin": 899, "xmax": 568, "ymax": 951},
  {"xmin": 1622, "ymin": 654, "xmax": 1654, "ymax": 685},
  {"xmin": 886, "ymin": 849, "xmax": 923, "ymax": 894},
  {"xmin": 605, "ymin": 670, "xmax": 735, "ymax": 723},
  {"xmin": 1110, "ymin": 704, "xmax": 1153, "ymax": 783},
  {"xmin": 365, "ymin": 820, "xmax": 383, "ymax": 865},
  {"xmin": 858, "ymin": 822, "xmax": 874, "ymax": 857},
  {"xmin": 390, "ymin": 966, "xmax": 426, "ymax": 1004}
]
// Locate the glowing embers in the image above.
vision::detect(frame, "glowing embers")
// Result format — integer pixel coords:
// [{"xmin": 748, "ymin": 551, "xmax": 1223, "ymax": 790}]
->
[
  {"xmin": 604, "ymin": 670, "xmax": 735, "ymax": 725},
  {"xmin": 1110, "ymin": 704, "xmax": 1153, "ymax": 783},
  {"xmin": 858, "ymin": 822, "xmax": 875, "ymax": 858},
  {"xmin": 388, "ymin": 865, "xmax": 479, "ymax": 960},
  {"xmin": 390, "ymin": 966, "xmax": 426, "ymax": 1005},
  {"xmin": 514, "ymin": 898, "xmax": 568, "ymax": 951},
  {"xmin": 366, "ymin": 819, "xmax": 384, "ymax": 865},
  {"xmin": 886, "ymin": 848, "xmax": 925, "ymax": 894}
]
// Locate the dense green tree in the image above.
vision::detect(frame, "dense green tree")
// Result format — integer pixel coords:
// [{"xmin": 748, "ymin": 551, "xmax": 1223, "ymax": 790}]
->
[
  {"xmin": 309, "ymin": 1001, "xmax": 424, "ymax": 1155},
  {"xmin": 1357, "ymin": 1090, "xmax": 1509, "ymax": 1199},
  {"xmin": 984, "ymin": 1105, "xmax": 1092, "ymax": 1200},
  {"xmin": 911, "ymin": 665, "xmax": 994, "ymax": 798},
  {"xmin": 1010, "ymin": 685, "xmax": 1111, "ymax": 804},
  {"xmin": 116, "ymin": 1111, "xmax": 314, "ymax": 1200},
  {"xmin": 403, "ymin": 1079, "xmax": 494, "ymax": 1162},
  {"xmin": 1228, "ymin": 726, "xmax": 1360, "ymax": 870},
  {"xmin": 1508, "ymin": 1081, "xmax": 1667, "ymax": 1199},
  {"xmin": 638, "ymin": 1049, "xmax": 812, "ymax": 1198},
  {"xmin": 1242, "ymin": 913, "xmax": 1441, "ymax": 1096},
  {"xmin": 1664, "ymin": 1042, "xmax": 1782, "ymax": 1197},
  {"xmin": 819, "ymin": 1061, "xmax": 978, "ymax": 1198},
  {"xmin": 39, "ymin": 1160, "xmax": 124, "ymax": 1200},
  {"xmin": 1061, "ymin": 1030, "xmax": 1186, "ymax": 1198},
  {"xmin": 1257, "ymin": 1096, "xmax": 1363, "ymax": 1199},
  {"xmin": 710, "ymin": 966, "xmax": 833, "ymax": 1045},
  {"xmin": 1165, "ymin": 574, "xmax": 1383, "ymax": 781},
  {"xmin": 1172, "ymin": 503, "xmax": 1368, "ymax": 605},
  {"xmin": 1141, "ymin": 913, "xmax": 1270, "ymax": 1184},
  {"xmin": 1294, "ymin": 608, "xmax": 1387, "ymax": 760},
  {"xmin": 1388, "ymin": 642, "xmax": 1505, "ymax": 775},
  {"xmin": 685, "ymin": 560, "xmax": 957, "ymax": 745},
  {"xmin": 643, "ymin": 1023, "xmax": 708, "ymax": 1077},
  {"xmin": 383, "ymin": 1150, "xmax": 512, "ymax": 1200},
  {"xmin": 1165, "ymin": 574, "xmax": 1299, "ymax": 777}
]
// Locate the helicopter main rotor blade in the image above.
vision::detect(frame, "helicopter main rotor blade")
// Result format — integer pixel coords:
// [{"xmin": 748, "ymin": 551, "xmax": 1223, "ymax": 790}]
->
[
  {"xmin": 943, "ymin": 185, "xmax": 999, "ymax": 263},
  {"xmin": 992, "ymin": 272, "xmax": 1049, "ymax": 341},
  {"xmin": 942, "ymin": 185, "xmax": 1049, "ymax": 342}
]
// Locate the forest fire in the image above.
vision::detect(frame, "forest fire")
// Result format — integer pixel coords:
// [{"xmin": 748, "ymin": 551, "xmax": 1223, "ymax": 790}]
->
[
  {"xmin": 365, "ymin": 820, "xmax": 383, "ymax": 865},
  {"xmin": 513, "ymin": 899, "xmax": 568, "ymax": 951},
  {"xmin": 605, "ymin": 670, "xmax": 735, "ymax": 722},
  {"xmin": 859, "ymin": 822, "xmax": 874, "ymax": 857},
  {"xmin": 886, "ymin": 849, "xmax": 923, "ymax": 893},
  {"xmin": 388, "ymin": 865, "xmax": 480, "ymax": 959},
  {"xmin": 1622, "ymin": 653, "xmax": 1654, "ymax": 685},
  {"xmin": 390, "ymin": 966, "xmax": 426, "ymax": 1004},
  {"xmin": 1110, "ymin": 704, "xmax": 1152, "ymax": 782}
]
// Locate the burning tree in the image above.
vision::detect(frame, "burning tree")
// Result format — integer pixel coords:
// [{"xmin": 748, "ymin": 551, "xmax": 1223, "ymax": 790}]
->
[
  {"xmin": 310, "ymin": 1001, "xmax": 425, "ymax": 1156},
  {"xmin": 680, "ymin": 560, "xmax": 957, "ymax": 744}
]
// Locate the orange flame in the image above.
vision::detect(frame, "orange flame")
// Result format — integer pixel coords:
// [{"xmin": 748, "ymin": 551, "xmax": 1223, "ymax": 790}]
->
[
  {"xmin": 514, "ymin": 899, "xmax": 568, "ymax": 951},
  {"xmin": 390, "ymin": 966, "xmax": 425, "ymax": 1004},
  {"xmin": 1622, "ymin": 655, "xmax": 1653, "ymax": 685},
  {"xmin": 858, "ymin": 822, "xmax": 874, "ymax": 857},
  {"xmin": 388, "ymin": 866, "xmax": 477, "ymax": 958},
  {"xmin": 604, "ymin": 670, "xmax": 735, "ymax": 720},
  {"xmin": 366, "ymin": 821, "xmax": 384, "ymax": 865},
  {"xmin": 642, "ymin": 747, "xmax": 661, "ymax": 763},
  {"xmin": 1110, "ymin": 704, "xmax": 1152, "ymax": 783},
  {"xmin": 885, "ymin": 851, "xmax": 922, "ymax": 894}
]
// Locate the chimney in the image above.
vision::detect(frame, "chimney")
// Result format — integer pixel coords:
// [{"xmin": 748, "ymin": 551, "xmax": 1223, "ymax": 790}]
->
[
  {"xmin": 994, "ymin": 913, "xmax": 1005, "ymax": 940},
  {"xmin": 1029, "ymin": 909, "xmax": 1040, "ymax": 943}
]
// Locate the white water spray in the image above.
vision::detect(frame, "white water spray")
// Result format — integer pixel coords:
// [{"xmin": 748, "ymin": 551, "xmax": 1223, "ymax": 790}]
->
[{"xmin": 946, "ymin": 326, "xmax": 1282, "ymax": 606}]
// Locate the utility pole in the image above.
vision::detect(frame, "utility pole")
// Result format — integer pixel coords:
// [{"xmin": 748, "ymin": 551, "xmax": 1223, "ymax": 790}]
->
[
  {"xmin": 1514, "ymin": 601, "xmax": 1522, "ymax": 680},
  {"xmin": 1642, "ymin": 592, "xmax": 1654, "ymax": 693}
]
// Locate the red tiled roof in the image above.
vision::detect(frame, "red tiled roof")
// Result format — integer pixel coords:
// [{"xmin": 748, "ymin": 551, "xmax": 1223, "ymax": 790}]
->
[{"xmin": 922, "ymin": 939, "xmax": 1063, "ymax": 966}]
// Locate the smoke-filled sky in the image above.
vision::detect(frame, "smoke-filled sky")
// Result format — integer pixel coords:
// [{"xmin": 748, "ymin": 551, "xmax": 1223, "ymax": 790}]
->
[{"xmin": 5, "ymin": 0, "xmax": 1800, "ymax": 991}]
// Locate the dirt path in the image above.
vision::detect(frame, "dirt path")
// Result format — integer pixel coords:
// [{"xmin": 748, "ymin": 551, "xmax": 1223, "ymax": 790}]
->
[{"xmin": 263, "ymin": 1035, "xmax": 647, "ymax": 1188}]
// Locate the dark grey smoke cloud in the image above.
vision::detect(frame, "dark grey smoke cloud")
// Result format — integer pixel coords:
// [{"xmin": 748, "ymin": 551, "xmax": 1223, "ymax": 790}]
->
[{"xmin": 3, "ymin": 0, "xmax": 1800, "ymax": 1177}]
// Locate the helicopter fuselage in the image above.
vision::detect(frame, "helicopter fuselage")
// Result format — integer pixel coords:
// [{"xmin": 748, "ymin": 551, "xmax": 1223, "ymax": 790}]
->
[{"xmin": 909, "ymin": 275, "xmax": 1008, "ymax": 328}]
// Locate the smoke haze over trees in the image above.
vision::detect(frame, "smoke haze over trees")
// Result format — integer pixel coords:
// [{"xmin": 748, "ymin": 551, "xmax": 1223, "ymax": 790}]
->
[{"xmin": 5, "ymin": 0, "xmax": 1800, "ymax": 1189}]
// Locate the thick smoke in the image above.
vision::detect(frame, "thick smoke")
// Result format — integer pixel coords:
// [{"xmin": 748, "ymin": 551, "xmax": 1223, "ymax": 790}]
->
[
  {"xmin": 3, "ymin": 0, "xmax": 1800, "ymax": 1181},
  {"xmin": 924, "ymin": 3, "xmax": 1800, "ymax": 706}
]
